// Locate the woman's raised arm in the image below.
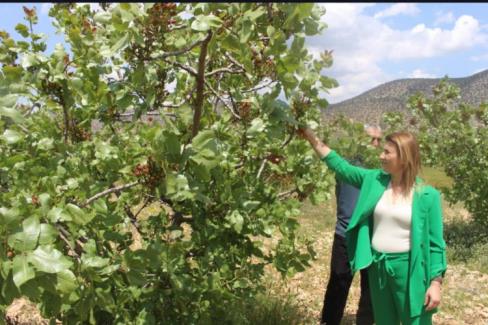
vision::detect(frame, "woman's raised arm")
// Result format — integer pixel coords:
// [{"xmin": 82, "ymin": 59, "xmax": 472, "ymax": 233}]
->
[{"xmin": 297, "ymin": 127, "xmax": 331, "ymax": 158}]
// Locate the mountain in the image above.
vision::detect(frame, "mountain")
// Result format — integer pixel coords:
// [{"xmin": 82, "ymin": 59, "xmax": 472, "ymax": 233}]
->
[{"xmin": 324, "ymin": 69, "xmax": 488, "ymax": 125}]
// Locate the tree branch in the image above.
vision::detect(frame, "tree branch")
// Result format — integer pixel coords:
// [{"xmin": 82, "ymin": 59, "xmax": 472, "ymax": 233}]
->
[
  {"xmin": 159, "ymin": 197, "xmax": 193, "ymax": 226},
  {"xmin": 82, "ymin": 181, "xmax": 139, "ymax": 207},
  {"xmin": 206, "ymin": 66, "xmax": 243, "ymax": 77},
  {"xmin": 224, "ymin": 52, "xmax": 246, "ymax": 72},
  {"xmin": 165, "ymin": 59, "xmax": 198, "ymax": 77},
  {"xmin": 160, "ymin": 36, "xmax": 207, "ymax": 59},
  {"xmin": 256, "ymin": 159, "xmax": 267, "ymax": 180},
  {"xmin": 280, "ymin": 133, "xmax": 294, "ymax": 148},
  {"xmin": 55, "ymin": 224, "xmax": 84, "ymax": 260},
  {"xmin": 192, "ymin": 30, "xmax": 213, "ymax": 138},
  {"xmin": 277, "ymin": 188, "xmax": 298, "ymax": 200},
  {"xmin": 204, "ymin": 80, "xmax": 241, "ymax": 119},
  {"xmin": 242, "ymin": 79, "xmax": 276, "ymax": 93}
]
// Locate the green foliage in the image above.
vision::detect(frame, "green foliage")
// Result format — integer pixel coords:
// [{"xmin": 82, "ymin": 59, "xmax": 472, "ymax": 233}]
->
[
  {"xmin": 0, "ymin": 3, "xmax": 336, "ymax": 323},
  {"xmin": 444, "ymin": 218, "xmax": 488, "ymax": 273},
  {"xmin": 321, "ymin": 115, "xmax": 382, "ymax": 169},
  {"xmin": 407, "ymin": 79, "xmax": 488, "ymax": 228}
]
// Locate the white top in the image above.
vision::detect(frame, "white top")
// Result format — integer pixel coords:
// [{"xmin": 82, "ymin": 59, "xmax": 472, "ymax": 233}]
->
[{"xmin": 371, "ymin": 183, "xmax": 413, "ymax": 253}]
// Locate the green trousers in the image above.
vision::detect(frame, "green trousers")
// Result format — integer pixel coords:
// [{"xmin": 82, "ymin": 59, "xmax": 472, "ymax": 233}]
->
[{"xmin": 368, "ymin": 250, "xmax": 433, "ymax": 325}]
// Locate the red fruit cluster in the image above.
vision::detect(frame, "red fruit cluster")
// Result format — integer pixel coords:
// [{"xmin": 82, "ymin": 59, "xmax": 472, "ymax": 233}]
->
[
  {"xmin": 82, "ymin": 19, "xmax": 97, "ymax": 34},
  {"xmin": 238, "ymin": 101, "xmax": 251, "ymax": 119},
  {"xmin": 133, "ymin": 163, "xmax": 150, "ymax": 177},
  {"xmin": 23, "ymin": 6, "xmax": 36, "ymax": 19},
  {"xmin": 266, "ymin": 153, "xmax": 284, "ymax": 165},
  {"xmin": 133, "ymin": 157, "xmax": 164, "ymax": 189},
  {"xmin": 73, "ymin": 126, "xmax": 92, "ymax": 142},
  {"xmin": 31, "ymin": 194, "xmax": 39, "ymax": 206}
]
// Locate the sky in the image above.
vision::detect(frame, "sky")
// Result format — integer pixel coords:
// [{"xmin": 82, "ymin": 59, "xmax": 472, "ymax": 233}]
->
[{"xmin": 1, "ymin": 3, "xmax": 488, "ymax": 104}]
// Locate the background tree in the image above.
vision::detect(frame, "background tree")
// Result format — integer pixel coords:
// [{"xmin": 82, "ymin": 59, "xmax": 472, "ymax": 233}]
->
[
  {"xmin": 0, "ymin": 3, "xmax": 338, "ymax": 323},
  {"xmin": 407, "ymin": 79, "xmax": 488, "ymax": 228}
]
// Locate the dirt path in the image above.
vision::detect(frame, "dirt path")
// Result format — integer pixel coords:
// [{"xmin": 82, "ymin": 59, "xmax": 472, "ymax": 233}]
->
[{"xmin": 264, "ymin": 199, "xmax": 488, "ymax": 325}]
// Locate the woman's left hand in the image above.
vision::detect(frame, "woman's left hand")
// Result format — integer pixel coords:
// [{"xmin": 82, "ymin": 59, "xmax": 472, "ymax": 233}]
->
[{"xmin": 424, "ymin": 281, "xmax": 441, "ymax": 311}]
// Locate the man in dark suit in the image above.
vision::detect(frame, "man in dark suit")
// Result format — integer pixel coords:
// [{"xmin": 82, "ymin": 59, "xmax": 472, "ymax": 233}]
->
[{"xmin": 321, "ymin": 125, "xmax": 382, "ymax": 325}]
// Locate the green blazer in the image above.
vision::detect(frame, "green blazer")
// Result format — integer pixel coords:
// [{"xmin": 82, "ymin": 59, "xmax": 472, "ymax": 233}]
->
[{"xmin": 322, "ymin": 151, "xmax": 447, "ymax": 317}]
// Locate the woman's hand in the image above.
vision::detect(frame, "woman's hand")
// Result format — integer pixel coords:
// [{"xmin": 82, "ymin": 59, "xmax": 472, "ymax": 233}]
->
[
  {"xmin": 296, "ymin": 127, "xmax": 315, "ymax": 141},
  {"xmin": 296, "ymin": 127, "xmax": 331, "ymax": 158},
  {"xmin": 424, "ymin": 281, "xmax": 441, "ymax": 311}
]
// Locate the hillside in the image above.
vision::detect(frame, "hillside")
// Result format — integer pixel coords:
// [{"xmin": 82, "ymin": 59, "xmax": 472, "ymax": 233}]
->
[{"xmin": 325, "ymin": 69, "xmax": 488, "ymax": 125}]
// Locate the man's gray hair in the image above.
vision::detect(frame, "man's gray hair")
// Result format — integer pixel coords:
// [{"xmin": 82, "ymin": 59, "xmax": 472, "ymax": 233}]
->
[{"xmin": 364, "ymin": 124, "xmax": 382, "ymax": 131}]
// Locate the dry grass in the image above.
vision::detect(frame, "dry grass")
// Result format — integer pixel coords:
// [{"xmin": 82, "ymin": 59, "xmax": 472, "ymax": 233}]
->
[{"xmin": 263, "ymin": 194, "xmax": 488, "ymax": 325}]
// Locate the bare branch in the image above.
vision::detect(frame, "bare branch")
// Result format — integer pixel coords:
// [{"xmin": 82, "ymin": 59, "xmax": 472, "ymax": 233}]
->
[
  {"xmin": 277, "ymin": 188, "xmax": 298, "ymax": 200},
  {"xmin": 224, "ymin": 52, "xmax": 246, "ymax": 72},
  {"xmin": 192, "ymin": 30, "xmax": 213, "ymax": 138},
  {"xmin": 280, "ymin": 133, "xmax": 294, "ymax": 148},
  {"xmin": 256, "ymin": 159, "xmax": 267, "ymax": 180},
  {"xmin": 124, "ymin": 205, "xmax": 142, "ymax": 234},
  {"xmin": 206, "ymin": 66, "xmax": 243, "ymax": 77},
  {"xmin": 160, "ymin": 36, "xmax": 207, "ymax": 59},
  {"xmin": 165, "ymin": 59, "xmax": 198, "ymax": 77},
  {"xmin": 55, "ymin": 224, "xmax": 84, "ymax": 260},
  {"xmin": 117, "ymin": 112, "xmax": 176, "ymax": 118},
  {"xmin": 159, "ymin": 198, "xmax": 193, "ymax": 226},
  {"xmin": 242, "ymin": 79, "xmax": 276, "ymax": 93},
  {"xmin": 204, "ymin": 80, "xmax": 241, "ymax": 119},
  {"xmin": 83, "ymin": 181, "xmax": 139, "ymax": 207},
  {"xmin": 134, "ymin": 197, "xmax": 151, "ymax": 219}
]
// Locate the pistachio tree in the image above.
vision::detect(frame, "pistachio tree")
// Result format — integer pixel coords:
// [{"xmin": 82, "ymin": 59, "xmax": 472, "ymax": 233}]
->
[
  {"xmin": 0, "ymin": 3, "xmax": 337, "ymax": 323},
  {"xmin": 408, "ymin": 79, "xmax": 488, "ymax": 228}
]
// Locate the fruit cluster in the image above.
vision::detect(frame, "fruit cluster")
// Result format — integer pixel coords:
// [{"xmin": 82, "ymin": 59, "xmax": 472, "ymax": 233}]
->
[
  {"xmin": 133, "ymin": 156, "xmax": 164, "ymax": 189},
  {"xmin": 73, "ymin": 125, "xmax": 92, "ymax": 142},
  {"xmin": 266, "ymin": 153, "xmax": 284, "ymax": 165}
]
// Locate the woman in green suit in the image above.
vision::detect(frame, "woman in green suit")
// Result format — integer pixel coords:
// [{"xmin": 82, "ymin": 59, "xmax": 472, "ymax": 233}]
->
[{"xmin": 298, "ymin": 128, "xmax": 447, "ymax": 325}]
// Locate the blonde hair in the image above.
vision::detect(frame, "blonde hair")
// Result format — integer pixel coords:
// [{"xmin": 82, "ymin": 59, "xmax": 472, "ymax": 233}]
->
[{"xmin": 385, "ymin": 131, "xmax": 421, "ymax": 194}]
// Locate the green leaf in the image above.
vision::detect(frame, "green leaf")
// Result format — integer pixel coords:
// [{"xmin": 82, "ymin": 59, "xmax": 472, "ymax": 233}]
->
[
  {"xmin": 12, "ymin": 255, "xmax": 35, "ymax": 288},
  {"xmin": 226, "ymin": 210, "xmax": 244, "ymax": 233},
  {"xmin": 319, "ymin": 76, "xmax": 339, "ymax": 89},
  {"xmin": 0, "ymin": 207, "xmax": 21, "ymax": 226},
  {"xmin": 23, "ymin": 216, "xmax": 41, "ymax": 242},
  {"xmin": 2, "ymin": 65, "xmax": 23, "ymax": 82},
  {"xmin": 243, "ymin": 7, "xmax": 266, "ymax": 22},
  {"xmin": 247, "ymin": 118, "xmax": 266, "ymax": 137},
  {"xmin": 0, "ymin": 94, "xmax": 19, "ymax": 109},
  {"xmin": 15, "ymin": 23, "xmax": 30, "ymax": 37},
  {"xmin": 164, "ymin": 172, "xmax": 193, "ymax": 201},
  {"xmin": 66, "ymin": 203, "xmax": 93, "ymax": 225},
  {"xmin": 4, "ymin": 130, "xmax": 25, "ymax": 149},
  {"xmin": 221, "ymin": 33, "xmax": 240, "ymax": 53},
  {"xmin": 36, "ymin": 137, "xmax": 54, "ymax": 151},
  {"xmin": 81, "ymin": 256, "xmax": 109, "ymax": 269},
  {"xmin": 29, "ymin": 246, "xmax": 73, "ymax": 274},
  {"xmin": 21, "ymin": 53, "xmax": 39, "ymax": 68},
  {"xmin": 110, "ymin": 34, "xmax": 129, "ymax": 55},
  {"xmin": 47, "ymin": 207, "xmax": 72, "ymax": 223},
  {"xmin": 0, "ymin": 107, "xmax": 25, "ymax": 124},
  {"xmin": 154, "ymin": 130, "xmax": 181, "ymax": 163},
  {"xmin": 192, "ymin": 130, "xmax": 216, "ymax": 150},
  {"xmin": 39, "ymin": 224, "xmax": 57, "ymax": 245},
  {"xmin": 191, "ymin": 14, "xmax": 222, "ymax": 32},
  {"xmin": 2, "ymin": 129, "xmax": 22, "ymax": 144},
  {"xmin": 93, "ymin": 11, "xmax": 112, "ymax": 24},
  {"xmin": 8, "ymin": 216, "xmax": 41, "ymax": 251},
  {"xmin": 239, "ymin": 21, "xmax": 253, "ymax": 43}
]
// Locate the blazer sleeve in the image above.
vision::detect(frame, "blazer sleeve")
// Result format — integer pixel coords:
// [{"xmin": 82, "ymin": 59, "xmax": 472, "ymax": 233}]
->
[
  {"xmin": 428, "ymin": 189, "xmax": 447, "ymax": 280},
  {"xmin": 321, "ymin": 150, "xmax": 370, "ymax": 188}
]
